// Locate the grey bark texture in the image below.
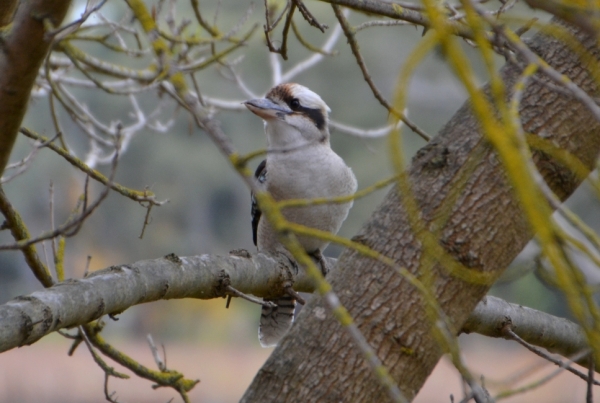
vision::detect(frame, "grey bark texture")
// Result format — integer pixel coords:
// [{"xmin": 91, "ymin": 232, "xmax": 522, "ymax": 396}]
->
[
  {"xmin": 0, "ymin": 252, "xmax": 318, "ymax": 353},
  {"xmin": 241, "ymin": 23, "xmax": 600, "ymax": 403},
  {"xmin": 463, "ymin": 295, "xmax": 588, "ymax": 360}
]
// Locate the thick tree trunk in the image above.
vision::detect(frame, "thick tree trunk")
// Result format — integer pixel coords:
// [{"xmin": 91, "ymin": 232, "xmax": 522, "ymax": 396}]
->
[
  {"xmin": 0, "ymin": 0, "xmax": 72, "ymax": 175},
  {"xmin": 241, "ymin": 23, "xmax": 600, "ymax": 402}
]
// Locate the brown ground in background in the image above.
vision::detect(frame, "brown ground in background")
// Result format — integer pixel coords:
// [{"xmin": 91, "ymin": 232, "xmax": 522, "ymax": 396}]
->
[{"xmin": 0, "ymin": 334, "xmax": 596, "ymax": 403}]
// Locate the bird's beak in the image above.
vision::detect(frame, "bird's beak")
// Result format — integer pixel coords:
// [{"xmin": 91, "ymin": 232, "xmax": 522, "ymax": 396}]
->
[{"xmin": 244, "ymin": 98, "xmax": 291, "ymax": 120}]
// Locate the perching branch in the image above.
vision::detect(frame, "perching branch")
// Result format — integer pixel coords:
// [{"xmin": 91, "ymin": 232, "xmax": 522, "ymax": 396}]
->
[
  {"xmin": 0, "ymin": 251, "xmax": 319, "ymax": 353},
  {"xmin": 0, "ymin": 252, "xmax": 593, "ymax": 376}
]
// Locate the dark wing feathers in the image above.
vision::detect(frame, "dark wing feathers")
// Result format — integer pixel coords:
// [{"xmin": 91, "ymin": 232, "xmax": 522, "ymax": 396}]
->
[{"xmin": 251, "ymin": 159, "xmax": 267, "ymax": 247}]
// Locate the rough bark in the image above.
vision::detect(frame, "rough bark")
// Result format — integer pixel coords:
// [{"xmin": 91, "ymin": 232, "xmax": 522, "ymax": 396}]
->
[
  {"xmin": 0, "ymin": 252, "xmax": 318, "ymax": 353},
  {"xmin": 0, "ymin": 0, "xmax": 72, "ymax": 175},
  {"xmin": 241, "ymin": 24, "xmax": 600, "ymax": 402}
]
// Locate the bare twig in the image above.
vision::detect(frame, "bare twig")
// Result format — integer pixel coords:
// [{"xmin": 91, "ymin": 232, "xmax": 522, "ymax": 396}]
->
[
  {"xmin": 20, "ymin": 128, "xmax": 163, "ymax": 205},
  {"xmin": 293, "ymin": 0, "xmax": 327, "ymax": 32},
  {"xmin": 84, "ymin": 255, "xmax": 92, "ymax": 277},
  {"xmin": 291, "ymin": 20, "xmax": 337, "ymax": 56},
  {"xmin": 331, "ymin": 4, "xmax": 431, "ymax": 142},
  {"xmin": 225, "ymin": 285, "xmax": 277, "ymax": 308},
  {"xmin": 147, "ymin": 334, "xmax": 167, "ymax": 372},
  {"xmin": 0, "ymin": 136, "xmax": 120, "ymax": 251},
  {"xmin": 190, "ymin": 0, "xmax": 220, "ymax": 37},
  {"xmin": 355, "ymin": 19, "xmax": 412, "ymax": 32},
  {"xmin": 46, "ymin": 0, "xmax": 109, "ymax": 41},
  {"xmin": 471, "ymin": 4, "xmax": 600, "ymax": 123},
  {"xmin": 284, "ymin": 285, "xmax": 306, "ymax": 305},
  {"xmin": 330, "ymin": 120, "xmax": 404, "ymax": 138},
  {"xmin": 138, "ymin": 202, "xmax": 154, "ymax": 239},
  {"xmin": 588, "ymin": 359, "xmax": 595, "ymax": 403},
  {"xmin": 281, "ymin": 12, "xmax": 345, "ymax": 82},
  {"xmin": 265, "ymin": 1, "xmax": 296, "ymax": 60},
  {"xmin": 83, "ymin": 322, "xmax": 199, "ymax": 400},
  {"xmin": 264, "ymin": 0, "xmax": 291, "ymax": 33},
  {"xmin": 0, "ymin": 186, "xmax": 54, "ymax": 287},
  {"xmin": 504, "ymin": 327, "xmax": 598, "ymax": 385}
]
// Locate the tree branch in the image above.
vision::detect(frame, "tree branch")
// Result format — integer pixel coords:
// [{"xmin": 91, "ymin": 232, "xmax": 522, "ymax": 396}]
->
[
  {"xmin": 0, "ymin": 0, "xmax": 72, "ymax": 175},
  {"xmin": 0, "ymin": 0, "xmax": 18, "ymax": 27},
  {"xmin": 321, "ymin": 0, "xmax": 474, "ymax": 39},
  {"xmin": 0, "ymin": 254, "xmax": 591, "ymax": 376},
  {"xmin": 0, "ymin": 252, "xmax": 320, "ymax": 353},
  {"xmin": 464, "ymin": 295, "xmax": 589, "ymax": 364},
  {"xmin": 0, "ymin": 186, "xmax": 54, "ymax": 287}
]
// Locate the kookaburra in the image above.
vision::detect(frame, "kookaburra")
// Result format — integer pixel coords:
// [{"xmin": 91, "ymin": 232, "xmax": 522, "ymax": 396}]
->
[{"xmin": 244, "ymin": 83, "xmax": 358, "ymax": 347}]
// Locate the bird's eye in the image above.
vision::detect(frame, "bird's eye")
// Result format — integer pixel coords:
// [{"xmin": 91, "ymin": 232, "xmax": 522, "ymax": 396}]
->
[{"xmin": 290, "ymin": 98, "xmax": 300, "ymax": 109}]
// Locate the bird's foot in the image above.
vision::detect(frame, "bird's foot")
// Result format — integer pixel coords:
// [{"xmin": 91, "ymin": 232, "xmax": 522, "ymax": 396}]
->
[{"xmin": 310, "ymin": 249, "xmax": 329, "ymax": 277}]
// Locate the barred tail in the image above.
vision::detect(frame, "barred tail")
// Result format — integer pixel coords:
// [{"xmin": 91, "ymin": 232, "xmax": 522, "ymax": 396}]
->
[{"xmin": 258, "ymin": 295, "xmax": 296, "ymax": 347}]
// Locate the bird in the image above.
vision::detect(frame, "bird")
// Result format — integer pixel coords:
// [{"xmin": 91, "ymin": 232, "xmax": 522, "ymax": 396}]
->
[{"xmin": 244, "ymin": 83, "xmax": 358, "ymax": 347}]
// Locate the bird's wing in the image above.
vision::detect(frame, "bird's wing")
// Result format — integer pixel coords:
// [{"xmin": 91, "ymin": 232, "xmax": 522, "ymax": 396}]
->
[{"xmin": 251, "ymin": 159, "xmax": 267, "ymax": 247}]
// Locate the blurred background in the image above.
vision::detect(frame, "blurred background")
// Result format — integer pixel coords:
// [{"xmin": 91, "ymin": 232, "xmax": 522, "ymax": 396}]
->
[{"xmin": 1, "ymin": 0, "xmax": 599, "ymax": 402}]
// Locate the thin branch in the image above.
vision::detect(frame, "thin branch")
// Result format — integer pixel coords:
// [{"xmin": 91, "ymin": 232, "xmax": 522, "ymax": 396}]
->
[
  {"xmin": 57, "ymin": 41, "xmax": 159, "ymax": 81},
  {"xmin": 284, "ymin": 285, "xmax": 306, "ymax": 305},
  {"xmin": 291, "ymin": 20, "xmax": 337, "ymax": 56},
  {"xmin": 477, "ymin": 9, "xmax": 600, "ymax": 123},
  {"xmin": 588, "ymin": 359, "xmax": 595, "ymax": 403},
  {"xmin": 524, "ymin": 0, "xmax": 600, "ymax": 36},
  {"xmin": 354, "ymin": 19, "xmax": 413, "ymax": 32},
  {"xmin": 331, "ymin": 4, "xmax": 431, "ymax": 142},
  {"xmin": 281, "ymin": 12, "xmax": 345, "ymax": 82},
  {"xmin": 190, "ymin": 0, "xmax": 220, "ymax": 37},
  {"xmin": 0, "ymin": 142, "xmax": 42, "ymax": 184},
  {"xmin": 79, "ymin": 327, "xmax": 130, "ymax": 380},
  {"xmin": 46, "ymin": 0, "xmax": 109, "ymax": 41},
  {"xmin": 293, "ymin": 0, "xmax": 327, "ymax": 32},
  {"xmin": 265, "ymin": 1, "xmax": 296, "ymax": 60},
  {"xmin": 225, "ymin": 285, "xmax": 277, "ymax": 308},
  {"xmin": 264, "ymin": 0, "xmax": 291, "ymax": 33},
  {"xmin": 321, "ymin": 0, "xmax": 476, "ymax": 40},
  {"xmin": 83, "ymin": 322, "xmax": 197, "ymax": 402},
  {"xmin": 0, "ymin": 186, "xmax": 54, "ymax": 287},
  {"xmin": 0, "ymin": 137, "xmax": 120, "ymax": 251},
  {"xmin": 20, "ymin": 128, "xmax": 163, "ymax": 205},
  {"xmin": 329, "ymin": 119, "xmax": 403, "ymax": 138},
  {"xmin": 503, "ymin": 327, "xmax": 597, "ymax": 385},
  {"xmin": 179, "ymin": 25, "xmax": 258, "ymax": 72},
  {"xmin": 147, "ymin": 334, "xmax": 167, "ymax": 372}
]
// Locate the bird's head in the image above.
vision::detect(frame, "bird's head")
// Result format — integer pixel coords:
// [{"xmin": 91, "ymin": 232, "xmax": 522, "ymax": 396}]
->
[{"xmin": 244, "ymin": 83, "xmax": 331, "ymax": 150}]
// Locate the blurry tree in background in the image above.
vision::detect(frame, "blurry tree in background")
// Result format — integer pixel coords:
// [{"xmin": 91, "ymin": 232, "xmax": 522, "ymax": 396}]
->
[{"xmin": 2, "ymin": 0, "xmax": 600, "ymax": 402}]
